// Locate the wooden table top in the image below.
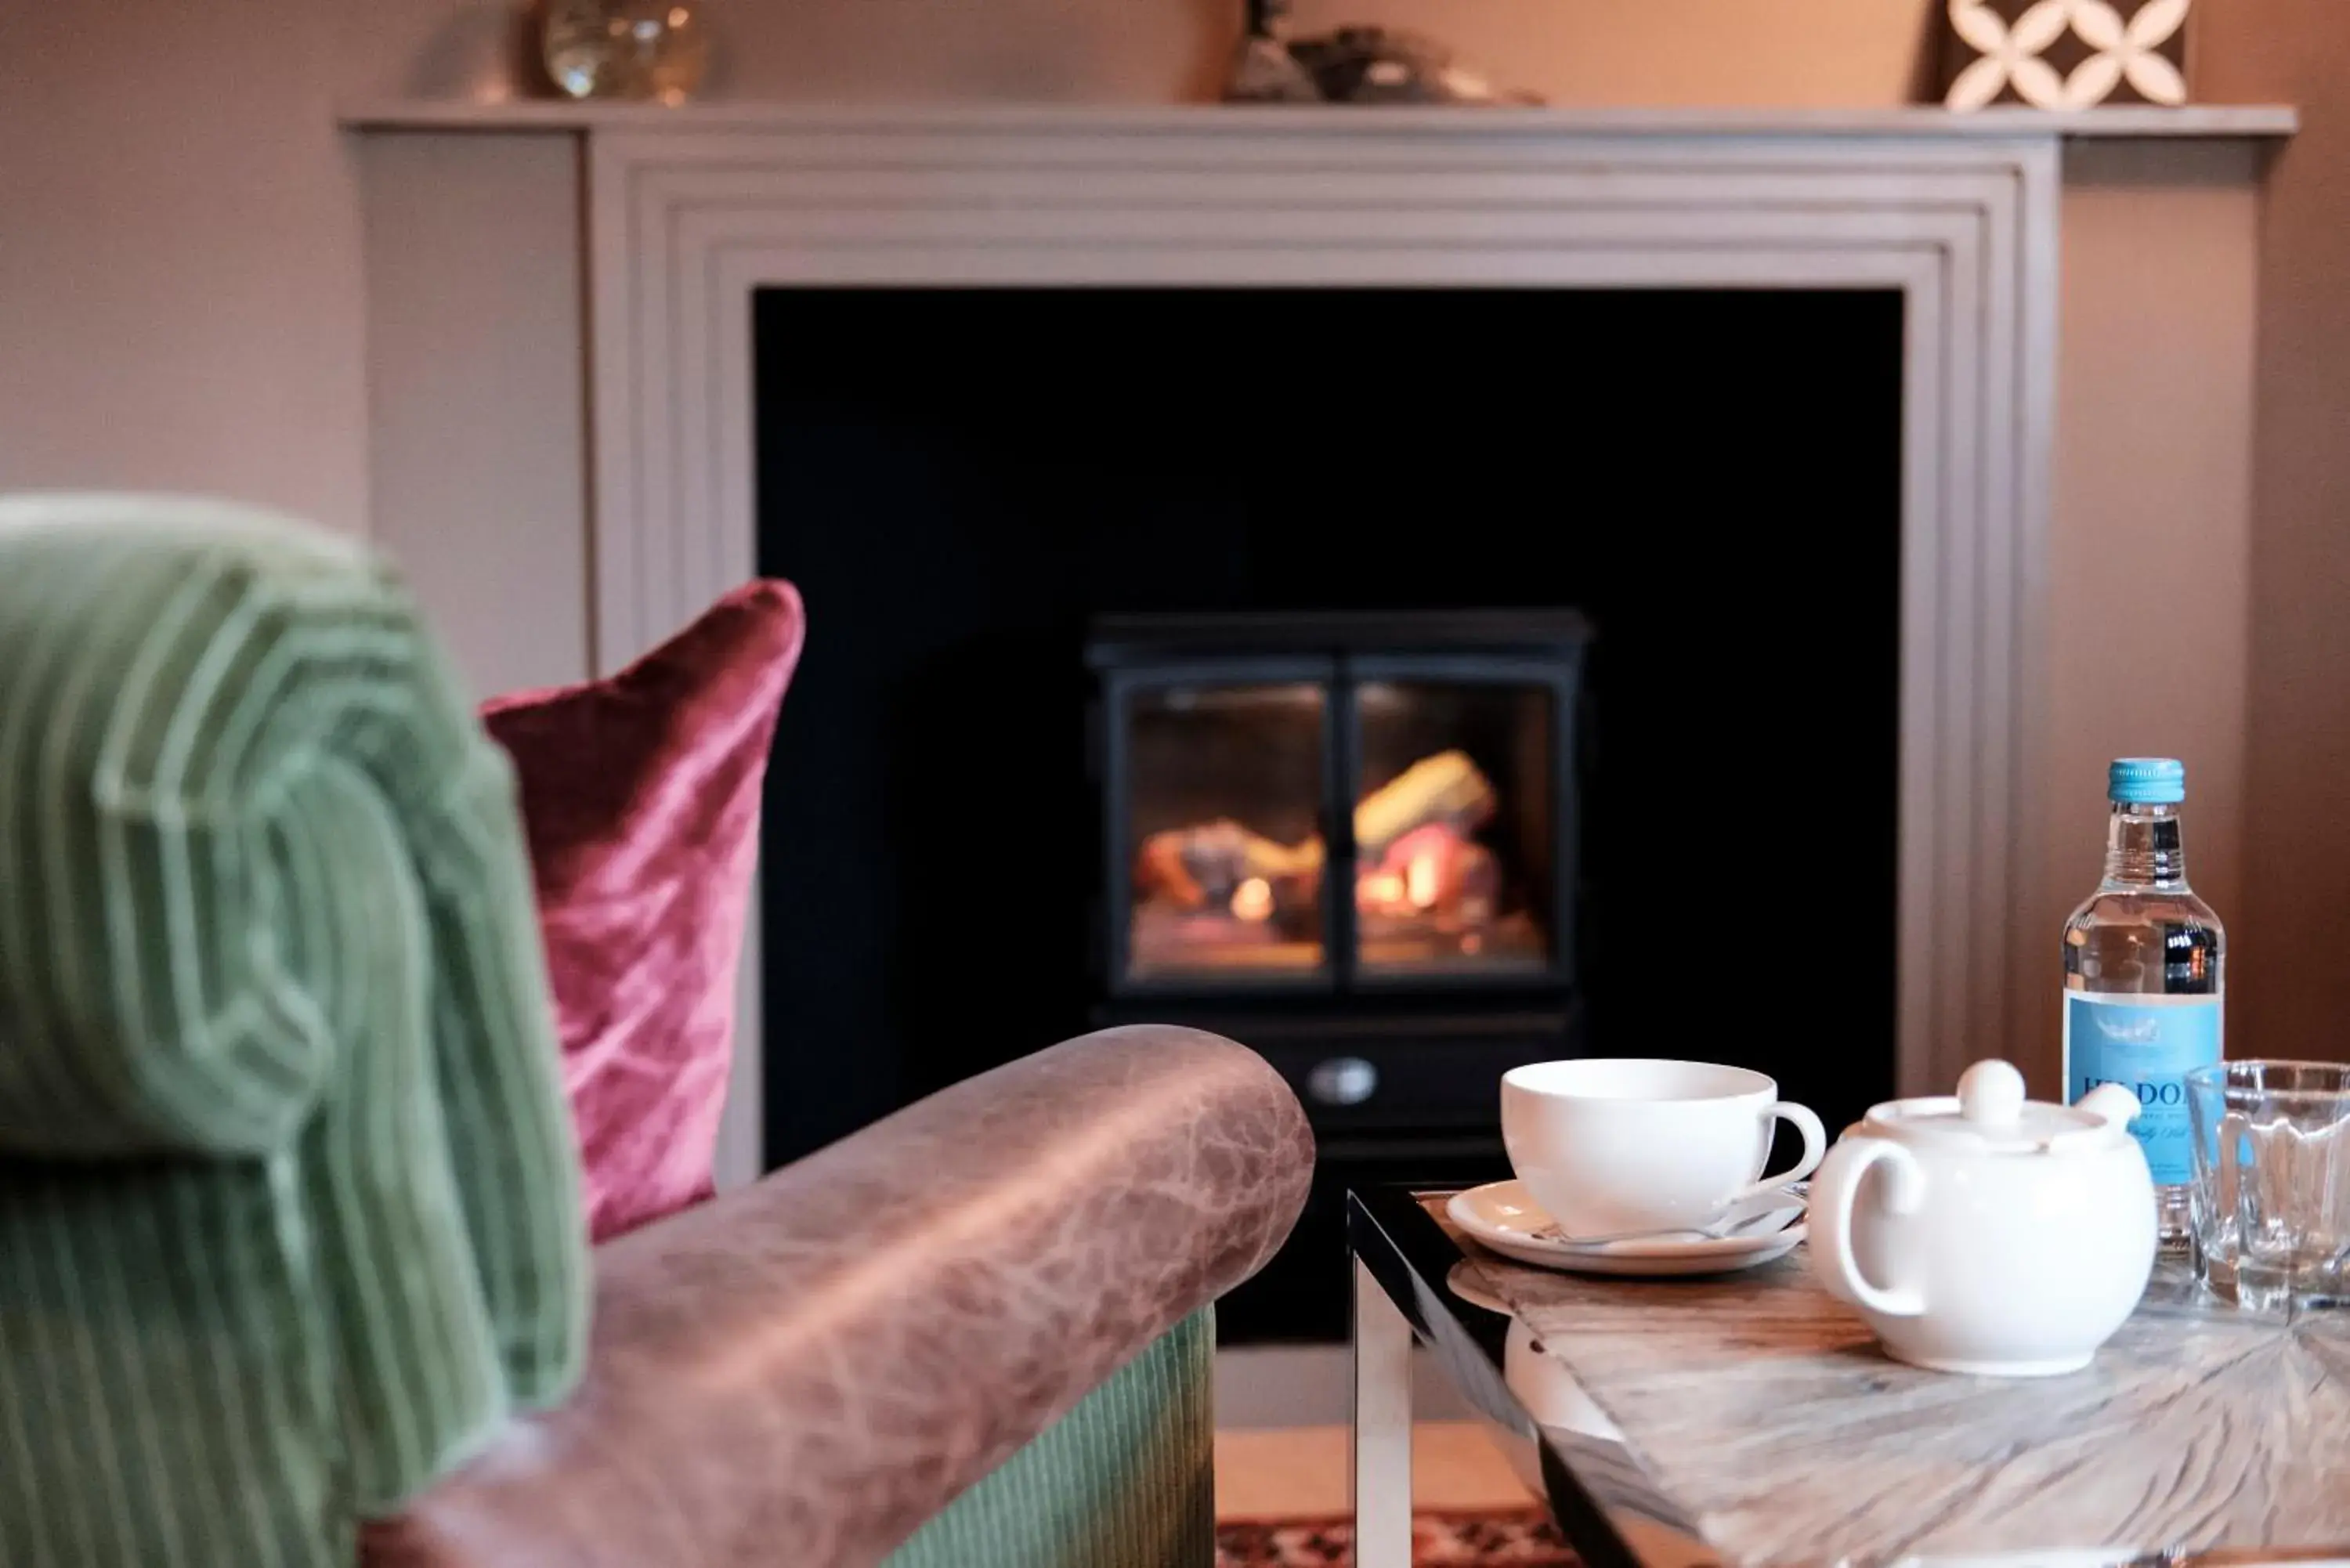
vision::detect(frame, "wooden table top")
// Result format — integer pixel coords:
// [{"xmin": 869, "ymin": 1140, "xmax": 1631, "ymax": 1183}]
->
[{"xmin": 1437, "ymin": 1201, "xmax": 2350, "ymax": 1568}]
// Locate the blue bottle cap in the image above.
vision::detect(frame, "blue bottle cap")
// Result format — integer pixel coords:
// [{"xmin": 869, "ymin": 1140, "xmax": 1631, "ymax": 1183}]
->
[{"xmin": 2109, "ymin": 757, "xmax": 2186, "ymax": 804}]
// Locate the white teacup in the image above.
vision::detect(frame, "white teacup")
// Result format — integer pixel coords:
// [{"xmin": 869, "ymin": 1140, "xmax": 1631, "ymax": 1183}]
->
[{"xmin": 1500, "ymin": 1059, "xmax": 1827, "ymax": 1240}]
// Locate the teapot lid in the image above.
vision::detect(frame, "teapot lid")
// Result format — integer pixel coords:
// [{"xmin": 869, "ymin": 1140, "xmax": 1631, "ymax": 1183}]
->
[{"xmin": 1856, "ymin": 1060, "xmax": 2135, "ymax": 1155}]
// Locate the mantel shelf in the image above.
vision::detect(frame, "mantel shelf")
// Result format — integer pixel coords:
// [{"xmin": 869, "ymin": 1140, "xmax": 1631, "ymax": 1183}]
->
[{"xmin": 340, "ymin": 99, "xmax": 2299, "ymax": 139}]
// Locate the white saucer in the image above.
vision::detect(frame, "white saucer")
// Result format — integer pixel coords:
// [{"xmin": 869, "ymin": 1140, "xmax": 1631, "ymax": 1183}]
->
[{"xmin": 1446, "ymin": 1179, "xmax": 1805, "ymax": 1277}]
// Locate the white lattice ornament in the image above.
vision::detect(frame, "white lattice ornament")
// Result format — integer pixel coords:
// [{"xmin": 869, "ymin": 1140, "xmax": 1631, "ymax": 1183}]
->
[
  {"xmin": 1943, "ymin": 0, "xmax": 2190, "ymax": 110},
  {"xmin": 2068, "ymin": 0, "xmax": 2190, "ymax": 105}
]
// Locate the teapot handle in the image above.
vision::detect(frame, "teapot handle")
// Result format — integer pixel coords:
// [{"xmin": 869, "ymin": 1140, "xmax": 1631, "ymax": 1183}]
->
[{"xmin": 1809, "ymin": 1135, "xmax": 1928, "ymax": 1318}]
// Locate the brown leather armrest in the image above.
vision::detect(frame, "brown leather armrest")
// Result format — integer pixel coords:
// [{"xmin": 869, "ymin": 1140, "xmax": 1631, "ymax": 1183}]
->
[{"xmin": 363, "ymin": 1024, "xmax": 1314, "ymax": 1568}]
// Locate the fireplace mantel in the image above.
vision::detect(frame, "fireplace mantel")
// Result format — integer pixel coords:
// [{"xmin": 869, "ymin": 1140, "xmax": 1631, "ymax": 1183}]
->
[
  {"xmin": 342, "ymin": 101, "xmax": 2299, "ymax": 139},
  {"xmin": 349, "ymin": 104, "xmax": 2294, "ymax": 1187}
]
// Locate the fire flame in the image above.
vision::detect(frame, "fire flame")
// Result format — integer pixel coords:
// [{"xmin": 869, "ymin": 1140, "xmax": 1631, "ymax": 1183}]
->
[
  {"xmin": 1403, "ymin": 852, "xmax": 1441, "ymax": 910},
  {"xmin": 1230, "ymin": 877, "xmax": 1275, "ymax": 923}
]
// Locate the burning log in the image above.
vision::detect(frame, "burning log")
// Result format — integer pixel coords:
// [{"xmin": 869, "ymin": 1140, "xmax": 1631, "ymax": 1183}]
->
[
  {"xmin": 1133, "ymin": 750, "xmax": 1498, "ymax": 920},
  {"xmin": 1354, "ymin": 750, "xmax": 1495, "ymax": 858},
  {"xmin": 1135, "ymin": 818, "xmax": 1325, "ymax": 912}
]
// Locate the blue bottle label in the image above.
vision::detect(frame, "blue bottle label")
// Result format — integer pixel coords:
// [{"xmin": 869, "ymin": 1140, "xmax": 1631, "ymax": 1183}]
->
[{"xmin": 2064, "ymin": 992, "xmax": 2222, "ymax": 1185}]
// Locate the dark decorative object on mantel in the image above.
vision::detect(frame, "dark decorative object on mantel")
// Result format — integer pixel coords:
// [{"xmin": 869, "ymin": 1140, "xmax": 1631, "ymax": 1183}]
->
[
  {"xmin": 1224, "ymin": 0, "xmax": 1541, "ymax": 106},
  {"xmin": 1936, "ymin": 0, "xmax": 2191, "ymax": 110}
]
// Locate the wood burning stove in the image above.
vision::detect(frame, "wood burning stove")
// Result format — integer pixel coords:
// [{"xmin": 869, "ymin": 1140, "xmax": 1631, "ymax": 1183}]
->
[{"xmin": 1087, "ymin": 610, "xmax": 1589, "ymax": 1339}]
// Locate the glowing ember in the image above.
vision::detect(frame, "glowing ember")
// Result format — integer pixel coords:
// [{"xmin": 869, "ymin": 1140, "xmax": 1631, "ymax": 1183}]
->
[{"xmin": 1230, "ymin": 876, "xmax": 1276, "ymax": 923}]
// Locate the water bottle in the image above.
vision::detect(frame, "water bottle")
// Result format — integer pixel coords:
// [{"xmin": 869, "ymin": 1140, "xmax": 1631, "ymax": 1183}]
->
[{"xmin": 2062, "ymin": 757, "xmax": 2224, "ymax": 1247}]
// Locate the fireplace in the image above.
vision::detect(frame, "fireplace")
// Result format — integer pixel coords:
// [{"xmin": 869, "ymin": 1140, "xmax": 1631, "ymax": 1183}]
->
[
  {"xmin": 592, "ymin": 120, "xmax": 2077, "ymax": 1239},
  {"xmin": 1092, "ymin": 612, "xmax": 1585, "ymax": 999},
  {"xmin": 750, "ymin": 280, "xmax": 1904, "ymax": 1339}
]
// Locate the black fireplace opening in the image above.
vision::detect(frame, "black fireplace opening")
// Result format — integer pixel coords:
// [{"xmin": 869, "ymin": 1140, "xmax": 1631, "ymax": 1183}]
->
[{"xmin": 754, "ymin": 286, "xmax": 1904, "ymax": 1340}]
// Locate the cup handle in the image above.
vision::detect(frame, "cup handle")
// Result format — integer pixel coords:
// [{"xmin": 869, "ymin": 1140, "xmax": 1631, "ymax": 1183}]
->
[
  {"xmin": 1730, "ymin": 1100, "xmax": 1829, "ymax": 1205},
  {"xmin": 1809, "ymin": 1134, "xmax": 1929, "ymax": 1318}
]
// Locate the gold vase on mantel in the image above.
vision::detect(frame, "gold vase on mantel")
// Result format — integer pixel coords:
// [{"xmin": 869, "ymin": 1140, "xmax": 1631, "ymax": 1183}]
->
[{"xmin": 542, "ymin": 0, "xmax": 710, "ymax": 104}]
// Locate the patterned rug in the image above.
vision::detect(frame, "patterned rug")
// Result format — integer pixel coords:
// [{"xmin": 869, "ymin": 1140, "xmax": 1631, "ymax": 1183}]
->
[{"xmin": 1216, "ymin": 1506, "xmax": 1578, "ymax": 1566}]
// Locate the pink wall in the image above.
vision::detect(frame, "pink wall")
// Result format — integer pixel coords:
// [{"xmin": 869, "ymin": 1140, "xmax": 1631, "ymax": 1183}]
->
[
  {"xmin": 2043, "ymin": 142, "xmax": 2261, "ymax": 1080},
  {"xmin": 2, "ymin": 0, "xmax": 369, "ymax": 529},
  {"xmin": 2201, "ymin": 2, "xmax": 2350, "ymax": 1063},
  {"xmin": 338, "ymin": 0, "xmax": 1940, "ymax": 107}
]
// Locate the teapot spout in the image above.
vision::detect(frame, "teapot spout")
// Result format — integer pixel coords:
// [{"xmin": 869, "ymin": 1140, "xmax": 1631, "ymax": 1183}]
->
[{"xmin": 2076, "ymin": 1082, "xmax": 2143, "ymax": 1127}]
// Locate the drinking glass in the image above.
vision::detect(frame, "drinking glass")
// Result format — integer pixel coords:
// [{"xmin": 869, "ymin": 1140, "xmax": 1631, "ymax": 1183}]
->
[{"xmin": 2185, "ymin": 1060, "xmax": 2350, "ymax": 1310}]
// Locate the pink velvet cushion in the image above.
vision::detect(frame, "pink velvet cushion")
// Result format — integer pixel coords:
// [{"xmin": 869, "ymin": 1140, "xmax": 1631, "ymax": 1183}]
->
[{"xmin": 481, "ymin": 581, "xmax": 804, "ymax": 1244}]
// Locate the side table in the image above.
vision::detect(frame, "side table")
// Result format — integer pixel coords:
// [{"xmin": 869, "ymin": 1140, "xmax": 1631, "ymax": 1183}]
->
[{"xmin": 1347, "ymin": 1183, "xmax": 2350, "ymax": 1568}]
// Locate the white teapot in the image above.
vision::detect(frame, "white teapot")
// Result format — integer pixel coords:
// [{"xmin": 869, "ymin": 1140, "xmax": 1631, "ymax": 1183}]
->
[{"xmin": 1807, "ymin": 1059, "xmax": 2155, "ymax": 1377}]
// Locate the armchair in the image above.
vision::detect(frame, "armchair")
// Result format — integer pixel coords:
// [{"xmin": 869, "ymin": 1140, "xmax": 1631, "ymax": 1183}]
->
[{"xmin": 0, "ymin": 493, "xmax": 1314, "ymax": 1568}]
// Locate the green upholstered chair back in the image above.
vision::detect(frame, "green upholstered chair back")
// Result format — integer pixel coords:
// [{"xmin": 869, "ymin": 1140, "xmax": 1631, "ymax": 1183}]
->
[{"xmin": 0, "ymin": 495, "xmax": 588, "ymax": 1567}]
